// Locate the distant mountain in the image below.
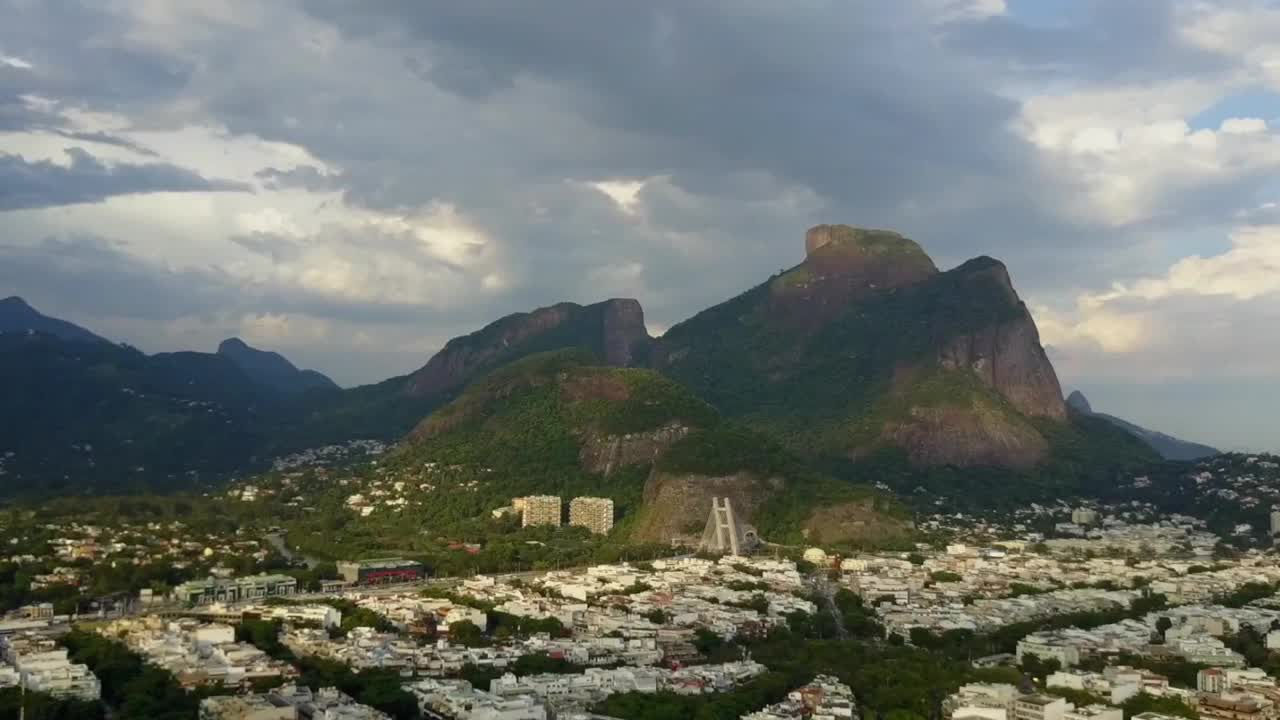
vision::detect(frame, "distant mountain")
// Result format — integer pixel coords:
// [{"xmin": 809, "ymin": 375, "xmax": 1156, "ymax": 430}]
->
[
  {"xmin": 652, "ymin": 225, "xmax": 1071, "ymax": 470},
  {"xmin": 0, "ymin": 333, "xmax": 266, "ymax": 495},
  {"xmin": 1067, "ymin": 390, "xmax": 1219, "ymax": 461},
  {"xmin": 0, "ymin": 297, "xmax": 108, "ymax": 344},
  {"xmin": 217, "ymin": 338, "xmax": 338, "ymax": 395}
]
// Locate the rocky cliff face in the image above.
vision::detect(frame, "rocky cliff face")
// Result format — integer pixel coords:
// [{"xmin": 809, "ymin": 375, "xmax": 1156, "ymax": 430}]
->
[
  {"xmin": 769, "ymin": 225, "xmax": 939, "ymax": 330},
  {"xmin": 579, "ymin": 422, "xmax": 692, "ymax": 476},
  {"xmin": 879, "ymin": 404, "xmax": 1049, "ymax": 469},
  {"xmin": 629, "ymin": 468, "xmax": 913, "ymax": 547},
  {"xmin": 933, "ymin": 259, "xmax": 1066, "ymax": 421},
  {"xmin": 629, "ymin": 471, "xmax": 781, "ymax": 545},
  {"xmin": 405, "ymin": 298, "xmax": 651, "ymax": 399}
]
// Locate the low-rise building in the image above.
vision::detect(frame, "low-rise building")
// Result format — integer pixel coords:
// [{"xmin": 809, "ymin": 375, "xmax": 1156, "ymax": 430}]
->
[
  {"xmin": 173, "ymin": 574, "xmax": 299, "ymax": 606},
  {"xmin": 336, "ymin": 558, "xmax": 425, "ymax": 586},
  {"xmin": 1199, "ymin": 693, "xmax": 1275, "ymax": 720},
  {"xmin": 1014, "ymin": 695, "xmax": 1070, "ymax": 720}
]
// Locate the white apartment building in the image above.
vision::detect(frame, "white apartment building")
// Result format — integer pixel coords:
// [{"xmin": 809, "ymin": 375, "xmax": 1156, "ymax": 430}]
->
[
  {"xmin": 0, "ymin": 634, "xmax": 101, "ymax": 702},
  {"xmin": 1016, "ymin": 638, "xmax": 1082, "ymax": 668},
  {"xmin": 1064, "ymin": 705, "xmax": 1123, "ymax": 720},
  {"xmin": 1014, "ymin": 695, "xmax": 1070, "ymax": 720}
]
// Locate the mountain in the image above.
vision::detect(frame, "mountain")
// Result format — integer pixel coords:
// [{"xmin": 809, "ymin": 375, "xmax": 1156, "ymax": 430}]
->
[
  {"xmin": 0, "ymin": 224, "xmax": 1156, "ymax": 501},
  {"xmin": 652, "ymin": 224, "xmax": 1067, "ymax": 469},
  {"xmin": 0, "ymin": 297, "xmax": 659, "ymax": 496},
  {"xmin": 263, "ymin": 298, "xmax": 655, "ymax": 457},
  {"xmin": 0, "ymin": 333, "xmax": 267, "ymax": 495},
  {"xmin": 405, "ymin": 298, "xmax": 650, "ymax": 399},
  {"xmin": 0, "ymin": 297, "xmax": 108, "ymax": 344},
  {"xmin": 400, "ymin": 349, "xmax": 911, "ymax": 548},
  {"xmin": 1067, "ymin": 390, "xmax": 1219, "ymax": 461},
  {"xmin": 217, "ymin": 337, "xmax": 338, "ymax": 395}
]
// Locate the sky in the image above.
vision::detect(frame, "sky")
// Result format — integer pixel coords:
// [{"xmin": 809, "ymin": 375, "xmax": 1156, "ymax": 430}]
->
[{"xmin": 0, "ymin": 1, "xmax": 1279, "ymax": 452}]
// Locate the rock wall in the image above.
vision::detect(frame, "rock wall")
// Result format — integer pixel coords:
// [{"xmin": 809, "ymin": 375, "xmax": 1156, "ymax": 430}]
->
[
  {"xmin": 935, "ymin": 258, "xmax": 1066, "ymax": 421},
  {"xmin": 405, "ymin": 299, "xmax": 651, "ymax": 399},
  {"xmin": 880, "ymin": 405, "xmax": 1049, "ymax": 470},
  {"xmin": 629, "ymin": 471, "xmax": 782, "ymax": 545},
  {"xmin": 579, "ymin": 422, "xmax": 691, "ymax": 476}
]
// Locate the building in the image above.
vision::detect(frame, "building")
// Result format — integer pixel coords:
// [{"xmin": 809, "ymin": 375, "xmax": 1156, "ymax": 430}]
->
[
  {"xmin": 569, "ymin": 497, "xmax": 614, "ymax": 535},
  {"xmin": 1064, "ymin": 705, "xmax": 1123, "ymax": 720},
  {"xmin": 1199, "ymin": 693, "xmax": 1274, "ymax": 720},
  {"xmin": 948, "ymin": 683, "xmax": 1019, "ymax": 720},
  {"xmin": 520, "ymin": 496, "xmax": 562, "ymax": 528},
  {"xmin": 336, "ymin": 559, "xmax": 425, "ymax": 586},
  {"xmin": 1072, "ymin": 509, "xmax": 1100, "ymax": 526},
  {"xmin": 199, "ymin": 694, "xmax": 297, "ymax": 719},
  {"xmin": 1016, "ymin": 637, "xmax": 1082, "ymax": 668},
  {"xmin": 1, "ymin": 635, "xmax": 101, "ymax": 702},
  {"xmin": 1014, "ymin": 695, "xmax": 1070, "ymax": 720},
  {"xmin": 1270, "ymin": 510, "xmax": 1280, "ymax": 537},
  {"xmin": 173, "ymin": 574, "xmax": 299, "ymax": 606}
]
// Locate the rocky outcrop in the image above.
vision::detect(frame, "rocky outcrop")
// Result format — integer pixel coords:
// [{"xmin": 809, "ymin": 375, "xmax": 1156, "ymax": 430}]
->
[
  {"xmin": 629, "ymin": 471, "xmax": 782, "ymax": 545},
  {"xmin": 878, "ymin": 404, "xmax": 1049, "ymax": 470},
  {"xmin": 1066, "ymin": 390, "xmax": 1219, "ymax": 461},
  {"xmin": 579, "ymin": 422, "xmax": 692, "ymax": 476},
  {"xmin": 770, "ymin": 225, "xmax": 939, "ymax": 330},
  {"xmin": 935, "ymin": 259, "xmax": 1066, "ymax": 421},
  {"xmin": 1066, "ymin": 390, "xmax": 1093, "ymax": 414},
  {"xmin": 405, "ymin": 299, "xmax": 651, "ymax": 399},
  {"xmin": 601, "ymin": 298, "xmax": 649, "ymax": 367}
]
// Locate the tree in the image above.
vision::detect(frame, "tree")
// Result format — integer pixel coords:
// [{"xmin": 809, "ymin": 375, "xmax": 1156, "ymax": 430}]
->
[
  {"xmin": 1020, "ymin": 653, "xmax": 1061, "ymax": 682},
  {"xmin": 643, "ymin": 609, "xmax": 670, "ymax": 625},
  {"xmin": 1155, "ymin": 616, "xmax": 1173, "ymax": 639},
  {"xmin": 448, "ymin": 620, "xmax": 486, "ymax": 647}
]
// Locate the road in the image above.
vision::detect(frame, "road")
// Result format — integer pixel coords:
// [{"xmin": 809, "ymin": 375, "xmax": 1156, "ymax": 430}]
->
[{"xmin": 265, "ymin": 532, "xmax": 323, "ymax": 570}]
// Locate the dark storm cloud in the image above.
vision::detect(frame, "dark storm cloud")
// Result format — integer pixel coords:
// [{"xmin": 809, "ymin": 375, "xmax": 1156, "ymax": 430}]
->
[
  {"xmin": 0, "ymin": 147, "xmax": 250, "ymax": 210},
  {"xmin": 0, "ymin": 236, "xmax": 237, "ymax": 320},
  {"xmin": 0, "ymin": 1, "xmax": 195, "ymax": 111},
  {"xmin": 302, "ymin": 1, "xmax": 1042, "ymax": 215}
]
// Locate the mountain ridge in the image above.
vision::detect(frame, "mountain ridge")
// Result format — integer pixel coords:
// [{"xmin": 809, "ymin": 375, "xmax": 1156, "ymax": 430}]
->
[
  {"xmin": 1067, "ymin": 390, "xmax": 1219, "ymax": 461},
  {"xmin": 0, "ymin": 296, "xmax": 109, "ymax": 344},
  {"xmin": 405, "ymin": 298, "xmax": 651, "ymax": 400},
  {"xmin": 216, "ymin": 337, "xmax": 339, "ymax": 395}
]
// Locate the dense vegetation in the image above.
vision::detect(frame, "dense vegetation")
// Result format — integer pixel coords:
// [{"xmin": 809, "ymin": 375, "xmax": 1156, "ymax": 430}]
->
[
  {"xmin": 61, "ymin": 630, "xmax": 214, "ymax": 720},
  {"xmin": 0, "ymin": 688, "xmax": 104, "ymax": 720}
]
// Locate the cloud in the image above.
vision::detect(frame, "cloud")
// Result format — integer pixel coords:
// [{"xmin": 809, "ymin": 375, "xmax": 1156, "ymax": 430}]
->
[
  {"xmin": 255, "ymin": 164, "xmax": 343, "ymax": 192},
  {"xmin": 1039, "ymin": 221, "xmax": 1280, "ymax": 380},
  {"xmin": 0, "ymin": 55, "xmax": 32, "ymax": 70},
  {"xmin": 0, "ymin": 147, "xmax": 249, "ymax": 210},
  {"xmin": 1, "ymin": 0, "xmax": 1279, "ymax": 446}
]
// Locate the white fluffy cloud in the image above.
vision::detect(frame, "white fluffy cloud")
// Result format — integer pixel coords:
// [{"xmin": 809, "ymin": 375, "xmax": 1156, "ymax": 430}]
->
[{"xmin": 1039, "ymin": 220, "xmax": 1280, "ymax": 382}]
